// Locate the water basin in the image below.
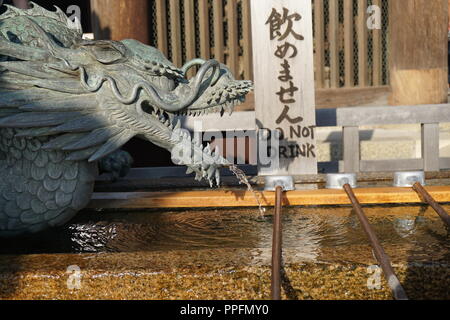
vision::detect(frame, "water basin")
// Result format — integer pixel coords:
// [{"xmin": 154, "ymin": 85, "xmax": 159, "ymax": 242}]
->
[{"xmin": 0, "ymin": 204, "xmax": 448, "ymax": 299}]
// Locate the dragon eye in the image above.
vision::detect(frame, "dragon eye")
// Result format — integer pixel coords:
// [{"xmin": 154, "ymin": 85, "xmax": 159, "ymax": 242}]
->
[{"xmin": 84, "ymin": 41, "xmax": 126, "ymax": 64}]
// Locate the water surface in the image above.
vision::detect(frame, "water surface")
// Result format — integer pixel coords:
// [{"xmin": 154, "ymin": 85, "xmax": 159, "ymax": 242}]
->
[{"xmin": 1, "ymin": 205, "xmax": 448, "ymax": 265}]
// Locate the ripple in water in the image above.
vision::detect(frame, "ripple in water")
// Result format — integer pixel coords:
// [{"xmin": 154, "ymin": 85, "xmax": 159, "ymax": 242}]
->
[{"xmin": 1, "ymin": 206, "xmax": 449, "ymax": 264}]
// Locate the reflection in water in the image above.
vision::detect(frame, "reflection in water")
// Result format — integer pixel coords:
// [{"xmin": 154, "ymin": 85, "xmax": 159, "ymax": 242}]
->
[
  {"xmin": 393, "ymin": 218, "xmax": 417, "ymax": 238},
  {"xmin": 68, "ymin": 222, "xmax": 118, "ymax": 252},
  {"xmin": 0, "ymin": 205, "xmax": 449, "ymax": 264}
]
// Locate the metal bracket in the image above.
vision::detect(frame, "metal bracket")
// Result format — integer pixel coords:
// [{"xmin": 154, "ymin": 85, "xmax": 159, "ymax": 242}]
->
[
  {"xmin": 393, "ymin": 171, "xmax": 425, "ymax": 187},
  {"xmin": 264, "ymin": 176, "xmax": 295, "ymax": 192},
  {"xmin": 326, "ymin": 173, "xmax": 357, "ymax": 189}
]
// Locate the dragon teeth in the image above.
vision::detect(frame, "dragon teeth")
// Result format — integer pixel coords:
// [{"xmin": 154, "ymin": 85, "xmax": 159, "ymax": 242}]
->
[
  {"xmin": 215, "ymin": 170, "xmax": 221, "ymax": 186},
  {"xmin": 225, "ymin": 103, "xmax": 233, "ymax": 116},
  {"xmin": 207, "ymin": 166, "xmax": 215, "ymax": 179},
  {"xmin": 213, "ymin": 146, "xmax": 220, "ymax": 158},
  {"xmin": 186, "ymin": 167, "xmax": 194, "ymax": 174},
  {"xmin": 193, "ymin": 135, "xmax": 201, "ymax": 146}
]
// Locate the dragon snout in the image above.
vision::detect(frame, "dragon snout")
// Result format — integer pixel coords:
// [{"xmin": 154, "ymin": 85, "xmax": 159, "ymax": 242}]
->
[{"xmin": 142, "ymin": 59, "xmax": 220, "ymax": 113}]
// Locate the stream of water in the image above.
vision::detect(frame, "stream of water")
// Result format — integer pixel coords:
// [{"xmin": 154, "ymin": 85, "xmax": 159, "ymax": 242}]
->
[{"xmin": 228, "ymin": 165, "xmax": 266, "ymax": 216}]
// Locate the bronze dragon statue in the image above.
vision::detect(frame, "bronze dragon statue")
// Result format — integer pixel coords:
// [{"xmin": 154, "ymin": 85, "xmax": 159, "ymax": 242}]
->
[{"xmin": 0, "ymin": 3, "xmax": 252, "ymax": 236}]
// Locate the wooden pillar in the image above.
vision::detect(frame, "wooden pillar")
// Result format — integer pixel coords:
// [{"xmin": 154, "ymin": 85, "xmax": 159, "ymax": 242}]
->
[
  {"xmin": 251, "ymin": 0, "xmax": 317, "ymax": 175},
  {"xmin": 389, "ymin": 0, "xmax": 448, "ymax": 105},
  {"xmin": 90, "ymin": 0, "xmax": 150, "ymax": 44}
]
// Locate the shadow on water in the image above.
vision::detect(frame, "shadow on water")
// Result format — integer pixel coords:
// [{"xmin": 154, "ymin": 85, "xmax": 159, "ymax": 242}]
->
[
  {"xmin": 401, "ymin": 204, "xmax": 450, "ymax": 300},
  {"xmin": 0, "ymin": 255, "xmax": 21, "ymax": 299},
  {"xmin": 281, "ymin": 262, "xmax": 300, "ymax": 300},
  {"xmin": 349, "ymin": 203, "xmax": 450, "ymax": 300}
]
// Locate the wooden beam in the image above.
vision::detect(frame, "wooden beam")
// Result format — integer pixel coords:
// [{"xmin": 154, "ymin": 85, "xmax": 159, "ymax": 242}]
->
[
  {"xmin": 344, "ymin": 0, "xmax": 355, "ymax": 87},
  {"xmin": 329, "ymin": 0, "xmax": 340, "ymax": 88},
  {"xmin": 357, "ymin": 0, "xmax": 368, "ymax": 87},
  {"xmin": 183, "ymin": 0, "xmax": 196, "ymax": 60},
  {"xmin": 314, "ymin": 0, "xmax": 325, "ymax": 88},
  {"xmin": 235, "ymin": 86, "xmax": 390, "ymax": 111},
  {"xmin": 335, "ymin": 104, "xmax": 450, "ymax": 126},
  {"xmin": 96, "ymin": 168, "xmax": 450, "ymax": 191},
  {"xmin": 389, "ymin": 0, "xmax": 448, "ymax": 105},
  {"xmin": 360, "ymin": 159, "xmax": 424, "ymax": 172},
  {"xmin": 181, "ymin": 103, "xmax": 450, "ymax": 132},
  {"xmin": 183, "ymin": 0, "xmax": 196, "ymax": 77},
  {"xmin": 315, "ymin": 86, "xmax": 389, "ymax": 109},
  {"xmin": 227, "ymin": 0, "xmax": 240, "ymax": 77},
  {"xmin": 169, "ymin": 0, "xmax": 182, "ymax": 67},
  {"xmin": 372, "ymin": 0, "xmax": 382, "ymax": 86},
  {"xmin": 155, "ymin": 0, "xmax": 168, "ymax": 56},
  {"xmin": 88, "ymin": 186, "xmax": 450, "ymax": 209},
  {"xmin": 213, "ymin": 0, "xmax": 225, "ymax": 62},
  {"xmin": 90, "ymin": 0, "xmax": 150, "ymax": 43},
  {"xmin": 242, "ymin": 0, "xmax": 254, "ymax": 81},
  {"xmin": 198, "ymin": 0, "xmax": 211, "ymax": 59}
]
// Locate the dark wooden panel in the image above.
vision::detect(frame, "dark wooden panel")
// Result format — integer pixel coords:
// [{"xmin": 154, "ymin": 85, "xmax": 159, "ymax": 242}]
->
[{"xmin": 90, "ymin": 0, "xmax": 150, "ymax": 44}]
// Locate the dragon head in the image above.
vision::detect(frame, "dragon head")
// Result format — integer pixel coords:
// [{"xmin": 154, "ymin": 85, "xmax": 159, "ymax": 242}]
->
[{"xmin": 0, "ymin": 3, "xmax": 252, "ymax": 186}]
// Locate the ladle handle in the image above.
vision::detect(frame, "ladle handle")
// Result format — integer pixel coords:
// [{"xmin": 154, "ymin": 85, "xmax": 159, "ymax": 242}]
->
[{"xmin": 271, "ymin": 185, "xmax": 283, "ymax": 300}]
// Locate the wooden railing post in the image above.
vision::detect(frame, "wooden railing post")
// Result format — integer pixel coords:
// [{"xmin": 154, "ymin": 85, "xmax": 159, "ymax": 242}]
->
[
  {"xmin": 421, "ymin": 123, "xmax": 440, "ymax": 172},
  {"xmin": 343, "ymin": 126, "xmax": 360, "ymax": 173}
]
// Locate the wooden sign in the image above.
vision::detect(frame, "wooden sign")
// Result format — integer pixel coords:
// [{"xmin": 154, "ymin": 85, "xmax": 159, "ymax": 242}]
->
[{"xmin": 251, "ymin": 0, "xmax": 317, "ymax": 175}]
